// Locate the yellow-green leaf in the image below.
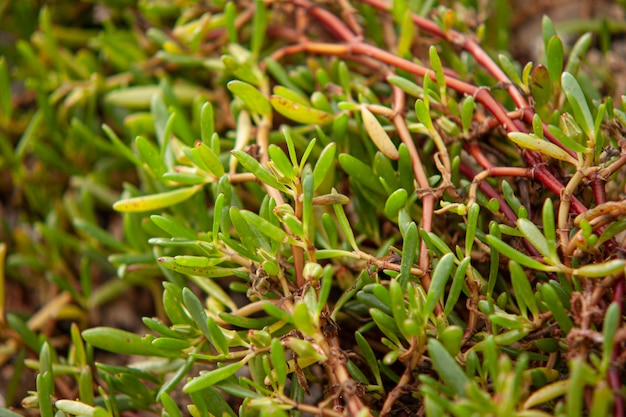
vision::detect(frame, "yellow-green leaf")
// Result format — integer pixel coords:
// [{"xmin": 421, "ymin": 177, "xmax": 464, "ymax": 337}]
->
[
  {"xmin": 270, "ymin": 95, "xmax": 333, "ymax": 125},
  {"xmin": 360, "ymin": 105, "xmax": 400, "ymax": 160},
  {"xmin": 508, "ymin": 132, "xmax": 578, "ymax": 166},
  {"xmin": 113, "ymin": 185, "xmax": 202, "ymax": 212}
]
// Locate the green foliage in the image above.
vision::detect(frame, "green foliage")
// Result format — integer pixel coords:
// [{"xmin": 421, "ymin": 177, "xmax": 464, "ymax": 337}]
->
[{"xmin": 1, "ymin": 2, "xmax": 626, "ymax": 417}]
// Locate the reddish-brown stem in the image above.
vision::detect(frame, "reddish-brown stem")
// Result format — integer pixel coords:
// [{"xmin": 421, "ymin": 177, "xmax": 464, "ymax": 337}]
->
[
  {"xmin": 467, "ymin": 142, "xmax": 495, "ymax": 169},
  {"xmin": 458, "ymin": 163, "xmax": 517, "ymax": 223},
  {"xmin": 459, "ymin": 163, "xmax": 544, "ymax": 259},
  {"xmin": 289, "ymin": 1, "xmax": 592, "ymax": 224},
  {"xmin": 390, "ymin": 84, "xmax": 434, "ymax": 278},
  {"xmin": 293, "ymin": 0, "xmax": 357, "ymax": 41},
  {"xmin": 360, "ymin": 0, "xmax": 529, "ymax": 109},
  {"xmin": 590, "ymin": 173, "xmax": 607, "ymax": 205}
]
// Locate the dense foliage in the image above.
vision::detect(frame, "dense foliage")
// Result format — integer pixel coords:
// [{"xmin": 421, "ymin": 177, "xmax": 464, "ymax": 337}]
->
[{"xmin": 1, "ymin": 1, "xmax": 626, "ymax": 416}]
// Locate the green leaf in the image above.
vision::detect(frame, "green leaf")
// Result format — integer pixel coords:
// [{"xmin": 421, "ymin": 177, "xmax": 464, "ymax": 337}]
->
[
  {"xmin": 370, "ymin": 308, "xmax": 401, "ymax": 345},
  {"xmin": 601, "ymin": 302, "xmax": 620, "ymax": 374},
  {"xmin": 270, "ymin": 95, "xmax": 333, "ymax": 125},
  {"xmin": 265, "ymin": 58, "xmax": 304, "ymax": 95},
  {"xmin": 542, "ymin": 16, "xmax": 557, "ymax": 48},
  {"xmin": 113, "ymin": 185, "xmax": 202, "ymax": 212},
  {"xmin": 573, "ymin": 259, "xmax": 625, "ymax": 278},
  {"xmin": 313, "ymin": 143, "xmax": 336, "ymax": 191},
  {"xmin": 6, "ymin": 314, "xmax": 40, "ymax": 352},
  {"xmin": 461, "ymin": 96, "xmax": 475, "ymax": 134},
  {"xmin": 546, "ymin": 36, "xmax": 564, "ymax": 87},
  {"xmin": 136, "ymin": 135, "xmax": 166, "ymax": 178},
  {"xmin": 387, "ymin": 75, "xmax": 423, "ymax": 97},
  {"xmin": 219, "ymin": 312, "xmax": 277, "ymax": 330},
  {"xmin": 271, "ymin": 338, "xmax": 287, "ymax": 388},
  {"xmin": 517, "ymin": 218, "xmax": 554, "ymax": 261},
  {"xmin": 251, "ymin": 0, "xmax": 267, "ymax": 59},
  {"xmin": 384, "ymin": 188, "xmax": 408, "ymax": 220},
  {"xmin": 196, "ymin": 141, "xmax": 224, "ymax": 178},
  {"xmin": 540, "ymin": 284, "xmax": 573, "ymax": 334},
  {"xmin": 333, "ymin": 195, "xmax": 358, "ymax": 251},
  {"xmin": 509, "ymin": 260, "xmax": 539, "ymax": 318},
  {"xmin": 37, "ymin": 372, "xmax": 54, "ymax": 417},
  {"xmin": 262, "ymin": 302, "xmax": 293, "ymax": 323},
  {"xmin": 338, "ymin": 154, "xmax": 385, "ymax": 195},
  {"xmin": 444, "ymin": 257, "xmax": 471, "ymax": 316},
  {"xmin": 102, "ymin": 124, "xmax": 143, "ymax": 166},
  {"xmin": 498, "ymin": 54, "xmax": 523, "ymax": 89},
  {"xmin": 547, "ymin": 124, "xmax": 587, "ymax": 153},
  {"xmin": 158, "ymin": 257, "xmax": 239, "ymax": 278},
  {"xmin": 355, "ymin": 332, "xmax": 382, "ymax": 386},
  {"xmin": 82, "ymin": 327, "xmax": 179, "ymax": 357},
  {"xmin": 151, "ymin": 337, "xmax": 191, "ymax": 351},
  {"xmin": 429, "ymin": 46, "xmax": 446, "ymax": 99},
  {"xmin": 268, "ymin": 144, "xmax": 296, "ymax": 180},
  {"xmin": 389, "ymin": 279, "xmax": 408, "ymax": 337},
  {"xmin": 301, "ymin": 166, "xmax": 314, "ymax": 235},
  {"xmin": 222, "ymin": 55, "xmax": 262, "ymax": 86},
  {"xmin": 273, "ymin": 85, "xmax": 309, "ymax": 106},
  {"xmin": 415, "ymin": 99, "xmax": 434, "ymax": 130},
  {"xmin": 227, "ymin": 80, "xmax": 271, "ymax": 116},
  {"xmin": 239, "ymin": 210, "xmax": 298, "ymax": 245},
  {"xmin": 200, "ymin": 102, "xmax": 214, "ymax": 143},
  {"xmin": 151, "ymin": 214, "xmax": 197, "ymax": 240},
  {"xmin": 542, "ymin": 198, "xmax": 557, "ymax": 257},
  {"xmin": 183, "ymin": 362, "xmax": 245, "ymax": 393},
  {"xmin": 182, "ymin": 287, "xmax": 212, "ymax": 341},
  {"xmin": 73, "ymin": 219, "xmax": 130, "ymax": 252},
  {"xmin": 440, "ymin": 325, "xmax": 463, "ymax": 356},
  {"xmin": 160, "ymin": 392, "xmax": 183, "ymax": 417},
  {"xmin": 224, "ymin": 2, "xmax": 237, "ymax": 43},
  {"xmin": 530, "ymin": 64, "xmax": 552, "ymax": 108},
  {"xmin": 485, "ymin": 235, "xmax": 553, "ymax": 272},
  {"xmin": 428, "ymin": 339, "xmax": 470, "ymax": 397},
  {"xmin": 293, "ymin": 302, "xmax": 316, "ymax": 337},
  {"xmin": 424, "ymin": 253, "xmax": 455, "ymax": 318},
  {"xmin": 465, "ymin": 203, "xmax": 480, "ymax": 255},
  {"xmin": 232, "ymin": 150, "xmax": 288, "ymax": 192},
  {"xmin": 565, "ymin": 33, "xmax": 592, "ymax": 75},
  {"xmin": 208, "ymin": 318, "xmax": 229, "ymax": 355},
  {"xmin": 0, "ymin": 58, "xmax": 11, "ymax": 122},
  {"xmin": 562, "ymin": 72, "xmax": 594, "ymax": 140},
  {"xmin": 508, "ymin": 132, "xmax": 577, "ymax": 166},
  {"xmin": 398, "ymin": 222, "xmax": 418, "ymax": 286}
]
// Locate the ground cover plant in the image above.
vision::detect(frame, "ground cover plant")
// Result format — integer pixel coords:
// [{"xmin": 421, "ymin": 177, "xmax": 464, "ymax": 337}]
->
[{"xmin": 1, "ymin": 0, "xmax": 626, "ymax": 416}]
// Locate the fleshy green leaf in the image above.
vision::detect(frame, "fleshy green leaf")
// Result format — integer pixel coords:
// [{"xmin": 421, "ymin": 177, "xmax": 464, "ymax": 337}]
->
[
  {"xmin": 82, "ymin": 327, "xmax": 179, "ymax": 358},
  {"xmin": 424, "ymin": 253, "xmax": 455, "ymax": 317},
  {"xmin": 486, "ymin": 235, "xmax": 553, "ymax": 272},
  {"xmin": 270, "ymin": 95, "xmax": 333, "ymax": 125},
  {"xmin": 508, "ymin": 132, "xmax": 577, "ymax": 166},
  {"xmin": 113, "ymin": 185, "xmax": 202, "ymax": 212},
  {"xmin": 517, "ymin": 218, "xmax": 554, "ymax": 261},
  {"xmin": 183, "ymin": 362, "xmax": 245, "ymax": 393},
  {"xmin": 561, "ymin": 72, "xmax": 594, "ymax": 140},
  {"xmin": 227, "ymin": 80, "xmax": 271, "ymax": 116},
  {"xmin": 232, "ymin": 150, "xmax": 288, "ymax": 192},
  {"xmin": 530, "ymin": 64, "xmax": 552, "ymax": 108},
  {"xmin": 509, "ymin": 260, "xmax": 539, "ymax": 318},
  {"xmin": 428, "ymin": 339, "xmax": 470, "ymax": 397}
]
